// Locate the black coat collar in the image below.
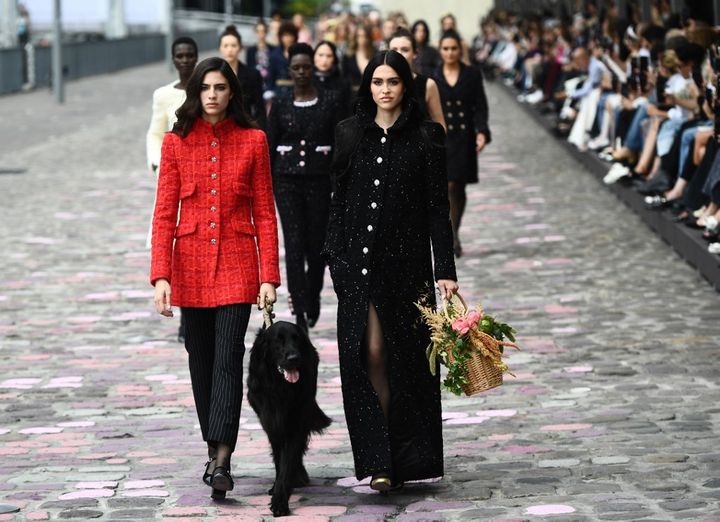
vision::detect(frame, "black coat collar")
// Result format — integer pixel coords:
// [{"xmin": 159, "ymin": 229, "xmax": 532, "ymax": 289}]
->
[{"xmin": 354, "ymin": 97, "xmax": 421, "ymax": 134}]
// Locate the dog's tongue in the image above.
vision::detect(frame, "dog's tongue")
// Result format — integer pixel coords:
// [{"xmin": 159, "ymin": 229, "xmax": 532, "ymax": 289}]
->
[{"xmin": 283, "ymin": 369, "xmax": 300, "ymax": 384}]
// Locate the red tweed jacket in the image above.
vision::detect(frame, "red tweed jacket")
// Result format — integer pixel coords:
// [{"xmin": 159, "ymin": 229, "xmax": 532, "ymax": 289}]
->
[{"xmin": 150, "ymin": 118, "xmax": 281, "ymax": 307}]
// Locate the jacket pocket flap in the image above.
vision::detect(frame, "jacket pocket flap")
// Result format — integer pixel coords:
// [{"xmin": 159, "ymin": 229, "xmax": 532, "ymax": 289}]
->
[
  {"xmin": 179, "ymin": 181, "xmax": 197, "ymax": 199},
  {"xmin": 232, "ymin": 181, "xmax": 253, "ymax": 197},
  {"xmin": 231, "ymin": 219, "xmax": 256, "ymax": 236},
  {"xmin": 175, "ymin": 221, "xmax": 197, "ymax": 237}
]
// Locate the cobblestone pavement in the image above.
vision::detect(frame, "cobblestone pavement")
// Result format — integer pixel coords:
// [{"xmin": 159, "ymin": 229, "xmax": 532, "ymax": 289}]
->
[{"xmin": 1, "ymin": 60, "xmax": 720, "ymax": 522}]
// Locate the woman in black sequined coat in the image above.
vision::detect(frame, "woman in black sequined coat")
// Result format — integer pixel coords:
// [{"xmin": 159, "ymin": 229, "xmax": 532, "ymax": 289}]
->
[
  {"xmin": 268, "ymin": 43, "xmax": 342, "ymax": 330},
  {"xmin": 322, "ymin": 51, "xmax": 458, "ymax": 489}
]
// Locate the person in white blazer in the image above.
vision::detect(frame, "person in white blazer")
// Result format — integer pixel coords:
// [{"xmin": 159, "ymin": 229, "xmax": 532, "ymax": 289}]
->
[
  {"xmin": 146, "ymin": 36, "xmax": 198, "ymax": 343},
  {"xmin": 146, "ymin": 37, "xmax": 199, "ymax": 176}
]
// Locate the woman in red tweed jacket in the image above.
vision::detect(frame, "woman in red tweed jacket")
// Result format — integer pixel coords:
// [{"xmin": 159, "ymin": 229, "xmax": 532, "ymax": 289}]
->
[{"xmin": 150, "ymin": 57, "xmax": 280, "ymax": 498}]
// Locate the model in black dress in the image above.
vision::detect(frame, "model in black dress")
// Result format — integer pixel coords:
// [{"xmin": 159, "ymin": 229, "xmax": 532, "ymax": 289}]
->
[
  {"xmin": 313, "ymin": 40, "xmax": 353, "ymax": 119},
  {"xmin": 388, "ymin": 28, "xmax": 446, "ymax": 128},
  {"xmin": 342, "ymin": 24, "xmax": 375, "ymax": 94},
  {"xmin": 268, "ymin": 43, "xmax": 342, "ymax": 331},
  {"xmin": 411, "ymin": 20, "xmax": 442, "ymax": 78},
  {"xmin": 434, "ymin": 30, "xmax": 491, "ymax": 257},
  {"xmin": 218, "ymin": 26, "xmax": 267, "ymax": 129},
  {"xmin": 323, "ymin": 50, "xmax": 458, "ymax": 491}
]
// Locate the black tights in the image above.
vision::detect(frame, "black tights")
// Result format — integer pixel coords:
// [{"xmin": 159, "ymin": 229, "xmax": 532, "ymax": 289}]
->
[
  {"xmin": 448, "ymin": 181, "xmax": 467, "ymax": 242},
  {"xmin": 364, "ymin": 302, "xmax": 389, "ymax": 421}
]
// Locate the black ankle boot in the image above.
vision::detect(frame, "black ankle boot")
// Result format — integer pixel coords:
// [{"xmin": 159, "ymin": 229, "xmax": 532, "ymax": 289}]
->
[{"xmin": 306, "ymin": 298, "xmax": 320, "ymax": 328}]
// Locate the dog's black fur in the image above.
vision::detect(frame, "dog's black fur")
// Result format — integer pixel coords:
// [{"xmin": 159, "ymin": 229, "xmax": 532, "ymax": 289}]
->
[{"xmin": 247, "ymin": 321, "xmax": 332, "ymax": 517}]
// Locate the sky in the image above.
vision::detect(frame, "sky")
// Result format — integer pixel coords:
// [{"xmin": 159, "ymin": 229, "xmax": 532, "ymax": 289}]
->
[{"xmin": 22, "ymin": 0, "xmax": 166, "ymax": 28}]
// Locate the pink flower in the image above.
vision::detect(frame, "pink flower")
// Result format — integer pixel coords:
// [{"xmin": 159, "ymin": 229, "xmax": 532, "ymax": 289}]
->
[
  {"xmin": 452, "ymin": 318, "xmax": 470, "ymax": 335},
  {"xmin": 466, "ymin": 310, "xmax": 481, "ymax": 327}
]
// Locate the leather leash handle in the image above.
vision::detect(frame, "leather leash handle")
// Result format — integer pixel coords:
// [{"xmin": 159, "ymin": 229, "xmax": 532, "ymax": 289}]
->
[{"xmin": 262, "ymin": 297, "xmax": 275, "ymax": 328}]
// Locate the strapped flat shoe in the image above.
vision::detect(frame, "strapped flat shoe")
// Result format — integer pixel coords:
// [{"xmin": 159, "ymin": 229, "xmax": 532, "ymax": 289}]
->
[
  {"xmin": 210, "ymin": 466, "xmax": 234, "ymax": 492},
  {"xmin": 202, "ymin": 457, "xmax": 216, "ymax": 487},
  {"xmin": 644, "ymin": 195, "xmax": 681, "ymax": 211}
]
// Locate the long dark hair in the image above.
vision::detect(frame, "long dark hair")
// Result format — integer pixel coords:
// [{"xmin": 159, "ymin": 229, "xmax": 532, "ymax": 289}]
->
[
  {"xmin": 350, "ymin": 23, "xmax": 375, "ymax": 58},
  {"xmin": 314, "ymin": 40, "xmax": 339, "ymax": 69},
  {"xmin": 173, "ymin": 57, "xmax": 255, "ymax": 137},
  {"xmin": 411, "ymin": 20, "xmax": 431, "ymax": 47},
  {"xmin": 356, "ymin": 50, "xmax": 418, "ymax": 117}
]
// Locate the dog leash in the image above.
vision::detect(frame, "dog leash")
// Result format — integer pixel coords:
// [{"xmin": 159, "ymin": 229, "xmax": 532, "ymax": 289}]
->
[{"xmin": 263, "ymin": 297, "xmax": 275, "ymax": 328}]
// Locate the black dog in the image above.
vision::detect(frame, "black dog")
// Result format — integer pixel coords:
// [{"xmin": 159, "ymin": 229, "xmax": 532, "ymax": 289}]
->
[{"xmin": 247, "ymin": 321, "xmax": 332, "ymax": 517}]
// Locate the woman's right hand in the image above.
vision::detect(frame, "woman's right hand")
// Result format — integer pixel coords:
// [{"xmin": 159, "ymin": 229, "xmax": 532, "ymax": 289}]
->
[
  {"xmin": 475, "ymin": 133, "xmax": 487, "ymax": 153},
  {"xmin": 154, "ymin": 279, "xmax": 173, "ymax": 317},
  {"xmin": 437, "ymin": 279, "xmax": 459, "ymax": 300},
  {"xmin": 257, "ymin": 283, "xmax": 277, "ymax": 310}
]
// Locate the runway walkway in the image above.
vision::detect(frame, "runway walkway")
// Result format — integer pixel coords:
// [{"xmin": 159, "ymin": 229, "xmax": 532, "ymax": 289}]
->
[{"xmin": 1, "ymin": 59, "xmax": 719, "ymax": 521}]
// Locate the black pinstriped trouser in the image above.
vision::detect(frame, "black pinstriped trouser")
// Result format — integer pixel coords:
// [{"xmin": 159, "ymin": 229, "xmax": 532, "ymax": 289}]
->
[{"xmin": 181, "ymin": 304, "xmax": 251, "ymax": 452}]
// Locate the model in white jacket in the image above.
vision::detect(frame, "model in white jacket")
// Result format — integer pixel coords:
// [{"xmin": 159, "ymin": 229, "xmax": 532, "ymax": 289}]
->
[{"xmin": 145, "ymin": 37, "xmax": 198, "ymax": 249}]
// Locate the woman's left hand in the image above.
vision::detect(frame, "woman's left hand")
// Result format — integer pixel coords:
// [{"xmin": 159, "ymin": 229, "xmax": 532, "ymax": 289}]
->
[
  {"xmin": 257, "ymin": 283, "xmax": 277, "ymax": 310},
  {"xmin": 437, "ymin": 279, "xmax": 459, "ymax": 300},
  {"xmin": 476, "ymin": 133, "xmax": 487, "ymax": 153}
]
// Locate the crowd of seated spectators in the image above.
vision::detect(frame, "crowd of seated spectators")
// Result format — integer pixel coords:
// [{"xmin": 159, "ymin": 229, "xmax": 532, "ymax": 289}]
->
[{"xmin": 474, "ymin": 5, "xmax": 720, "ymax": 257}]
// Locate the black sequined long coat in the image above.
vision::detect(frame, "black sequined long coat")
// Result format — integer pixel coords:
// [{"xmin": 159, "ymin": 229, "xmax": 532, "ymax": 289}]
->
[{"xmin": 322, "ymin": 102, "xmax": 457, "ymax": 481}]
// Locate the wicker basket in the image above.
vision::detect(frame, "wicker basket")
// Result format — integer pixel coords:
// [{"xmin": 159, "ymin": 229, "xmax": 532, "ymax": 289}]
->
[{"xmin": 443, "ymin": 293, "xmax": 504, "ymax": 396}]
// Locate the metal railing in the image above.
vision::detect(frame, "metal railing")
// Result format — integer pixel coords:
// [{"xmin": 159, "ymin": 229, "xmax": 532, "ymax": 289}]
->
[
  {"xmin": 0, "ymin": 28, "xmax": 218, "ymax": 96},
  {"xmin": 174, "ymin": 9, "xmax": 262, "ymax": 27}
]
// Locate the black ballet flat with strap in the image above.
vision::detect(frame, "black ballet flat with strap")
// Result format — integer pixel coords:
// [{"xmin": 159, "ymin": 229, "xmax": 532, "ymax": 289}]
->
[
  {"xmin": 210, "ymin": 466, "xmax": 234, "ymax": 492},
  {"xmin": 202, "ymin": 457, "xmax": 216, "ymax": 487}
]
